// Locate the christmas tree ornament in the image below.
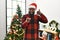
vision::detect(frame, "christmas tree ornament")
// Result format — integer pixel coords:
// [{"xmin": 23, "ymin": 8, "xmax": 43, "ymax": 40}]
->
[
  {"xmin": 9, "ymin": 37, "xmax": 12, "ymax": 40},
  {"xmin": 16, "ymin": 30, "xmax": 18, "ymax": 32},
  {"xmin": 16, "ymin": 24, "xmax": 19, "ymax": 26},
  {"xmin": 12, "ymin": 26, "xmax": 15, "ymax": 28},
  {"xmin": 17, "ymin": 19, "xmax": 19, "ymax": 21}
]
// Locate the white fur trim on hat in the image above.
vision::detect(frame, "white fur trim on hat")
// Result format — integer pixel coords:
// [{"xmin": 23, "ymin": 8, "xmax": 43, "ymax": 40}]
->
[{"xmin": 29, "ymin": 5, "xmax": 36, "ymax": 9}]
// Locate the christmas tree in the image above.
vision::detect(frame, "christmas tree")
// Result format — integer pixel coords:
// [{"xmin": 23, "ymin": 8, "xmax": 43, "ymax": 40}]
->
[{"xmin": 4, "ymin": 5, "xmax": 24, "ymax": 40}]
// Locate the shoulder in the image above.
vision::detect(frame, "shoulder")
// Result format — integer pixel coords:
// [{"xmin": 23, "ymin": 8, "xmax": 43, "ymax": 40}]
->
[
  {"xmin": 34, "ymin": 14, "xmax": 39, "ymax": 19},
  {"xmin": 23, "ymin": 14, "xmax": 29, "ymax": 17},
  {"xmin": 34, "ymin": 14, "xmax": 39, "ymax": 17}
]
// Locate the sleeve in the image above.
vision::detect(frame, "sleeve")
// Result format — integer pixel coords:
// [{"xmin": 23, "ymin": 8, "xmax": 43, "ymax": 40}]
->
[
  {"xmin": 38, "ymin": 13, "xmax": 48, "ymax": 23},
  {"xmin": 22, "ymin": 15, "xmax": 29, "ymax": 29}
]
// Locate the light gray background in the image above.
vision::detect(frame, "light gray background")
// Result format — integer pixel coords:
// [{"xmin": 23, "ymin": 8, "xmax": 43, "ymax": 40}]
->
[{"xmin": 0, "ymin": 0, "xmax": 6, "ymax": 40}]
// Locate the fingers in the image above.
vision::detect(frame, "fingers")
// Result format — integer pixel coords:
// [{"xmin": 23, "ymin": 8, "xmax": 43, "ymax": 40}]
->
[
  {"xmin": 37, "ymin": 9, "xmax": 42, "ymax": 15},
  {"xmin": 26, "ymin": 17, "xmax": 31, "ymax": 20},
  {"xmin": 26, "ymin": 17, "xmax": 31, "ymax": 22},
  {"xmin": 39, "ymin": 9, "xmax": 40, "ymax": 12}
]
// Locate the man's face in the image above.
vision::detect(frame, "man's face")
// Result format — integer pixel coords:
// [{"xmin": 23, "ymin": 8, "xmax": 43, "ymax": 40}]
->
[{"xmin": 29, "ymin": 8, "xmax": 35, "ymax": 14}]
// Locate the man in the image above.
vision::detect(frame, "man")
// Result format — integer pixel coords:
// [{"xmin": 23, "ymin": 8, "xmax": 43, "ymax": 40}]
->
[{"xmin": 22, "ymin": 3, "xmax": 48, "ymax": 40}]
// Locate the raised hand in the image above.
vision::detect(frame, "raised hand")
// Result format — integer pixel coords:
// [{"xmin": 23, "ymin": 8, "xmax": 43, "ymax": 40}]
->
[{"xmin": 37, "ymin": 9, "xmax": 42, "ymax": 15}]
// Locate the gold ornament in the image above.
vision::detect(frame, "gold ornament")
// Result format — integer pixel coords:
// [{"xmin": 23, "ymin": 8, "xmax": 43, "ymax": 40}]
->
[
  {"xmin": 9, "ymin": 37, "xmax": 12, "ymax": 40},
  {"xmin": 16, "ymin": 24, "xmax": 19, "ymax": 26},
  {"xmin": 16, "ymin": 30, "xmax": 18, "ymax": 32},
  {"xmin": 12, "ymin": 26, "xmax": 15, "ymax": 28}
]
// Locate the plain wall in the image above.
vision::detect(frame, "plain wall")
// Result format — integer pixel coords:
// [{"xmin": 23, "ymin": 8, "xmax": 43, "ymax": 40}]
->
[
  {"xmin": 36, "ymin": 0, "xmax": 60, "ymax": 23},
  {"xmin": 36, "ymin": 0, "xmax": 60, "ymax": 29},
  {"xmin": 0, "ymin": 0, "xmax": 6, "ymax": 40}
]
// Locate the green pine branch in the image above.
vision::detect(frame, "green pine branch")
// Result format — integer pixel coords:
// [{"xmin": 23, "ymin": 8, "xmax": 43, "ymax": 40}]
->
[{"xmin": 16, "ymin": 5, "xmax": 22, "ymax": 18}]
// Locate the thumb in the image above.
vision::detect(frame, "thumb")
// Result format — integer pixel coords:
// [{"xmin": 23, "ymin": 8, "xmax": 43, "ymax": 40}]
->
[{"xmin": 38, "ymin": 9, "xmax": 40, "ymax": 12}]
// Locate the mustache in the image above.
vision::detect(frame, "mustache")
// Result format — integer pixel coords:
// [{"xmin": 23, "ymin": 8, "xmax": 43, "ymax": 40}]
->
[{"xmin": 29, "ymin": 11, "xmax": 35, "ymax": 14}]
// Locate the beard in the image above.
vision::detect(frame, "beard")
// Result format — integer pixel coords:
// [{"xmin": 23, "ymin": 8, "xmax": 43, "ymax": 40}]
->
[
  {"xmin": 29, "ymin": 11, "xmax": 35, "ymax": 15},
  {"xmin": 29, "ymin": 11, "xmax": 35, "ymax": 24}
]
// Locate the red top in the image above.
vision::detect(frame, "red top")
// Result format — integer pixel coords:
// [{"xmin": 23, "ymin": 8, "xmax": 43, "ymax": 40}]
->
[{"xmin": 22, "ymin": 13, "xmax": 48, "ymax": 40}]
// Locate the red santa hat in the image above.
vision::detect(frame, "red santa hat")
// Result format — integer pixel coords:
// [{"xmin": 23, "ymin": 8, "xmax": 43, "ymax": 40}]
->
[{"xmin": 29, "ymin": 3, "xmax": 37, "ymax": 9}]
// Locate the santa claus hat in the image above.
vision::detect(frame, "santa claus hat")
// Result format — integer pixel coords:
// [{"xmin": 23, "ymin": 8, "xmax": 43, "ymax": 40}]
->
[{"xmin": 29, "ymin": 3, "xmax": 37, "ymax": 9}]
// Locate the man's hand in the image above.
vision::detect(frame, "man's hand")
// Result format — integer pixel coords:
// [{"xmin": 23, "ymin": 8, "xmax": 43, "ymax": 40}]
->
[
  {"xmin": 37, "ymin": 9, "xmax": 42, "ymax": 15},
  {"xmin": 25, "ymin": 17, "xmax": 31, "ymax": 23}
]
